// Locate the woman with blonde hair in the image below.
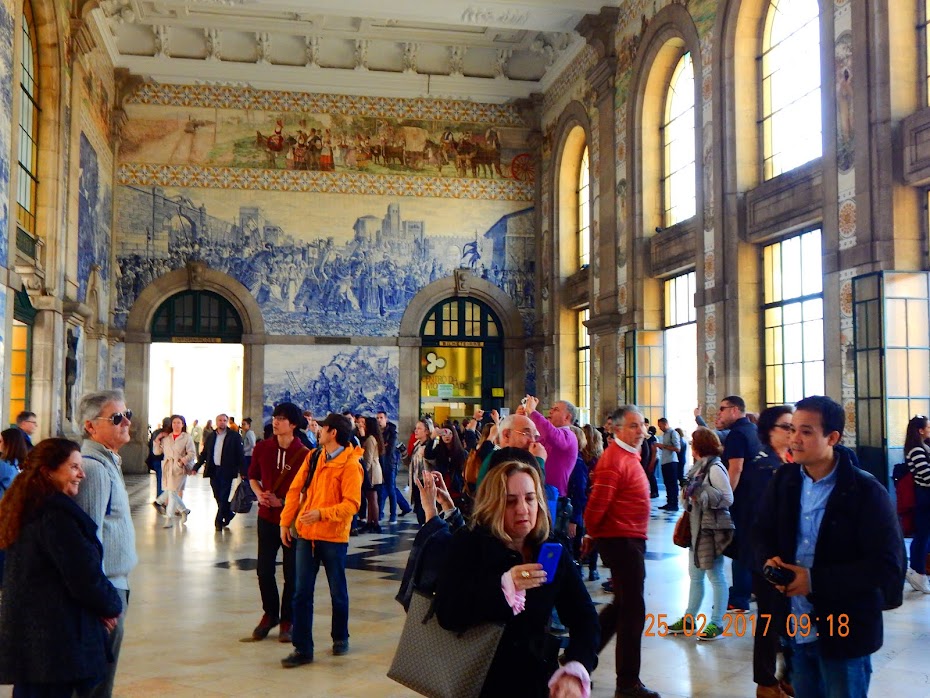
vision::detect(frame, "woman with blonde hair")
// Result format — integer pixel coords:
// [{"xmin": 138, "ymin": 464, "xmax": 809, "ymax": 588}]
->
[
  {"xmin": 153, "ymin": 414, "xmax": 196, "ymax": 527},
  {"xmin": 434, "ymin": 460, "xmax": 599, "ymax": 697}
]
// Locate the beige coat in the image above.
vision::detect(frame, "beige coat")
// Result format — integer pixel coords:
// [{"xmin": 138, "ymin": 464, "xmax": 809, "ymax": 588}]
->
[
  {"xmin": 362, "ymin": 436, "xmax": 384, "ymax": 486},
  {"xmin": 153, "ymin": 431, "xmax": 197, "ymax": 492}
]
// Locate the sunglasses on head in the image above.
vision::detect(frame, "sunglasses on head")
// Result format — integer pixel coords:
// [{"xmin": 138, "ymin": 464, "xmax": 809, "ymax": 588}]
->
[{"xmin": 94, "ymin": 410, "xmax": 133, "ymax": 425}]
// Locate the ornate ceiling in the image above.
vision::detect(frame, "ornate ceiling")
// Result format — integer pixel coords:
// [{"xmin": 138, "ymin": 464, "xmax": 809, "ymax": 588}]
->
[{"xmin": 88, "ymin": 0, "xmax": 619, "ymax": 103}]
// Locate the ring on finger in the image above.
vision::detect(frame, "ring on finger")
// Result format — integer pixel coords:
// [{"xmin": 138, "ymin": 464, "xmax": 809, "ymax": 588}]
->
[{"xmin": 521, "ymin": 570, "xmax": 530, "ymax": 579}]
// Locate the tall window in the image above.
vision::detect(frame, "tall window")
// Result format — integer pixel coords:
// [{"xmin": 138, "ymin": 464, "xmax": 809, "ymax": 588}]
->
[
  {"xmin": 578, "ymin": 147, "xmax": 590, "ymax": 268},
  {"xmin": 8, "ymin": 321, "xmax": 32, "ymax": 419},
  {"xmin": 763, "ymin": 229, "xmax": 825, "ymax": 406},
  {"xmin": 663, "ymin": 52, "xmax": 696, "ymax": 226},
  {"xmin": 761, "ymin": 0, "xmax": 821, "ymax": 179},
  {"xmin": 577, "ymin": 309, "xmax": 590, "ymax": 426},
  {"xmin": 664, "ymin": 272, "xmax": 697, "ymax": 437},
  {"xmin": 17, "ymin": 2, "xmax": 39, "ymax": 240},
  {"xmin": 924, "ymin": 0, "xmax": 930, "ymax": 102}
]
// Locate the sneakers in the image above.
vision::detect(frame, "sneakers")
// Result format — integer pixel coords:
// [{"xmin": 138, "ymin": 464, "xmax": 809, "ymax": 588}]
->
[
  {"xmin": 152, "ymin": 500, "xmax": 167, "ymax": 514},
  {"xmin": 278, "ymin": 621, "xmax": 292, "ymax": 643},
  {"xmin": 905, "ymin": 567, "xmax": 930, "ymax": 593},
  {"xmin": 615, "ymin": 681, "xmax": 661, "ymax": 697},
  {"xmin": 332, "ymin": 640, "xmax": 349, "ymax": 656},
  {"xmin": 161, "ymin": 518, "xmax": 173, "ymax": 528},
  {"xmin": 281, "ymin": 650, "xmax": 313, "ymax": 668},
  {"xmin": 252, "ymin": 614, "xmax": 279, "ymax": 641},
  {"xmin": 180, "ymin": 509, "xmax": 189, "ymax": 524},
  {"xmin": 727, "ymin": 603, "xmax": 749, "ymax": 614},
  {"xmin": 588, "ymin": 569, "xmax": 600, "ymax": 582},
  {"xmin": 666, "ymin": 617, "xmax": 694, "ymax": 635},
  {"xmin": 698, "ymin": 622, "xmax": 723, "ymax": 641}
]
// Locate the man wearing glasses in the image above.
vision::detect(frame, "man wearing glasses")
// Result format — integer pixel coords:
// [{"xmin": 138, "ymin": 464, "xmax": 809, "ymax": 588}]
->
[
  {"xmin": 73, "ymin": 390, "xmax": 138, "ymax": 698},
  {"xmin": 245, "ymin": 402, "xmax": 309, "ymax": 643},
  {"xmin": 15, "ymin": 411, "xmax": 37, "ymax": 451},
  {"xmin": 716, "ymin": 395, "xmax": 763, "ymax": 614}
]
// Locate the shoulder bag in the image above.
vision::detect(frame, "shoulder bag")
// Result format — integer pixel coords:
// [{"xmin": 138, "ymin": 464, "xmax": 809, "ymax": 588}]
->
[
  {"xmin": 388, "ymin": 590, "xmax": 504, "ymax": 698},
  {"xmin": 673, "ymin": 512, "xmax": 691, "ymax": 548},
  {"xmin": 288, "ymin": 448, "xmax": 325, "ymax": 539}
]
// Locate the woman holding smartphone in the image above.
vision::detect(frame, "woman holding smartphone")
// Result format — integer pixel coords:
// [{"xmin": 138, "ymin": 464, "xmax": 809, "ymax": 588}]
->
[
  {"xmin": 425, "ymin": 424, "xmax": 467, "ymax": 501},
  {"xmin": 434, "ymin": 460, "xmax": 599, "ymax": 697}
]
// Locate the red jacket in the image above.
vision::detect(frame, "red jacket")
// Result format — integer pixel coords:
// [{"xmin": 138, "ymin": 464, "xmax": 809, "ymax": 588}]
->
[{"xmin": 584, "ymin": 439, "xmax": 651, "ymax": 540}]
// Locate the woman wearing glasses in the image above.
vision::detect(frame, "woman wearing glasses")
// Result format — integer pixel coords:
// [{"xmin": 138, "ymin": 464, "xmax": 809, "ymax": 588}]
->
[
  {"xmin": 153, "ymin": 415, "xmax": 197, "ymax": 527},
  {"xmin": 904, "ymin": 415, "xmax": 930, "ymax": 594}
]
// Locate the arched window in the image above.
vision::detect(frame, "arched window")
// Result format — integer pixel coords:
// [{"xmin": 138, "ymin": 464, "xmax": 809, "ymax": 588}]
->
[
  {"xmin": 16, "ymin": 1, "xmax": 39, "ymax": 243},
  {"xmin": 761, "ymin": 0, "xmax": 822, "ymax": 179},
  {"xmin": 151, "ymin": 290, "xmax": 244, "ymax": 343},
  {"xmin": 577, "ymin": 146, "xmax": 591, "ymax": 267},
  {"xmin": 663, "ymin": 52, "xmax": 696, "ymax": 226}
]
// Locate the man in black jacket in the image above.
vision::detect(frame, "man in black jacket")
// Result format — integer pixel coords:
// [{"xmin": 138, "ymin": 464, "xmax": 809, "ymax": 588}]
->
[
  {"xmin": 198, "ymin": 413, "xmax": 245, "ymax": 530},
  {"xmin": 753, "ymin": 395, "xmax": 904, "ymax": 698}
]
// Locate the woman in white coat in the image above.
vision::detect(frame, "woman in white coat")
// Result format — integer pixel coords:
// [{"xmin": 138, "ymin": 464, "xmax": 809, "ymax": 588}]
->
[{"xmin": 153, "ymin": 415, "xmax": 196, "ymax": 527}]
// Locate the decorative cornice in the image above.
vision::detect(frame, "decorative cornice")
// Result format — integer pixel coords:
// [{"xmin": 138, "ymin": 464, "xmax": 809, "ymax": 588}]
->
[
  {"xmin": 576, "ymin": 7, "xmax": 619, "ymax": 61},
  {"xmin": 70, "ymin": 18, "xmax": 97, "ymax": 57}
]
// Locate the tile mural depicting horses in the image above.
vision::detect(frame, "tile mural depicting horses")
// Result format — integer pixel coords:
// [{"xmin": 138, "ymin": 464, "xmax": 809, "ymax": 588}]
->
[
  {"xmin": 263, "ymin": 345, "xmax": 400, "ymax": 421},
  {"xmin": 119, "ymin": 103, "xmax": 535, "ymax": 182},
  {"xmin": 113, "ymin": 186, "xmax": 535, "ymax": 336}
]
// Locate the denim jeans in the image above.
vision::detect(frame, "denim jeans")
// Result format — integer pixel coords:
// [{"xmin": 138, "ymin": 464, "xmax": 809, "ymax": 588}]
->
[
  {"xmin": 789, "ymin": 640, "xmax": 871, "ymax": 698},
  {"xmin": 151, "ymin": 458, "xmax": 163, "ymax": 497},
  {"xmin": 660, "ymin": 461, "xmax": 679, "ymax": 509},
  {"xmin": 910, "ymin": 485, "xmax": 930, "ymax": 573},
  {"xmin": 685, "ymin": 554, "xmax": 727, "ymax": 626},
  {"xmin": 291, "ymin": 539, "xmax": 349, "ymax": 656},
  {"xmin": 728, "ymin": 557, "xmax": 753, "ymax": 609},
  {"xmin": 378, "ymin": 465, "xmax": 410, "ymax": 520}
]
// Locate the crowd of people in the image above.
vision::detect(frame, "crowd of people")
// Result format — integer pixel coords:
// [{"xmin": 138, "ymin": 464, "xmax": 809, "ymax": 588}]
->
[{"xmin": 0, "ymin": 389, "xmax": 926, "ymax": 698}]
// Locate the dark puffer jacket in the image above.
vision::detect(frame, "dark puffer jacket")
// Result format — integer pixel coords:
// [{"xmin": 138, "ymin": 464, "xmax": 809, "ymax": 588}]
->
[{"xmin": 0, "ymin": 492, "xmax": 122, "ymax": 685}]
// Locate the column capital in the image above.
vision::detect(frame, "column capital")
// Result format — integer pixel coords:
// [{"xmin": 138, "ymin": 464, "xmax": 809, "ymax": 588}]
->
[
  {"xmin": 587, "ymin": 56, "xmax": 618, "ymax": 103},
  {"xmin": 576, "ymin": 7, "xmax": 620, "ymax": 62}
]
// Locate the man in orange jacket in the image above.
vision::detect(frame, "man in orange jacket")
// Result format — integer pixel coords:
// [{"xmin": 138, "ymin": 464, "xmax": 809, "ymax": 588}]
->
[{"xmin": 279, "ymin": 413, "xmax": 363, "ymax": 668}]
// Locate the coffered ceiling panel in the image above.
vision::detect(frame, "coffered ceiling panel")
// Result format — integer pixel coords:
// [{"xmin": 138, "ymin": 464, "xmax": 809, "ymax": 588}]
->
[{"xmin": 90, "ymin": 0, "xmax": 619, "ymax": 102}]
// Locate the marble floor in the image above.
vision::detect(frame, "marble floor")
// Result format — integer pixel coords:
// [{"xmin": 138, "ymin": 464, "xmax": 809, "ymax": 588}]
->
[{"xmin": 12, "ymin": 473, "xmax": 930, "ymax": 698}]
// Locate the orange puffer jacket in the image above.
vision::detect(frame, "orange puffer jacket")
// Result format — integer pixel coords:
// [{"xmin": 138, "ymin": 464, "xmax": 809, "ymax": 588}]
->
[{"xmin": 280, "ymin": 444, "xmax": 364, "ymax": 543}]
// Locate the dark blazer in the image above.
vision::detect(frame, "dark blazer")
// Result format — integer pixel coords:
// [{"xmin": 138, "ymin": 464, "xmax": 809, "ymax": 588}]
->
[
  {"xmin": 396, "ymin": 508, "xmax": 466, "ymax": 611},
  {"xmin": 198, "ymin": 428, "xmax": 245, "ymax": 478},
  {"xmin": 0, "ymin": 492, "xmax": 122, "ymax": 685},
  {"xmin": 752, "ymin": 449, "xmax": 905, "ymax": 659},
  {"xmin": 435, "ymin": 527, "xmax": 599, "ymax": 697}
]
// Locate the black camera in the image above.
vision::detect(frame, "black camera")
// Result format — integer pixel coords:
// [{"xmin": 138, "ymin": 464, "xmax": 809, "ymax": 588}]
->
[{"xmin": 763, "ymin": 564, "xmax": 796, "ymax": 586}]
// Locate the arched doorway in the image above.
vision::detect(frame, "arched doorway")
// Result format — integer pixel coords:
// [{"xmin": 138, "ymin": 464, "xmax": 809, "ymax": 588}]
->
[
  {"xmin": 148, "ymin": 290, "xmax": 245, "ymax": 430},
  {"xmin": 397, "ymin": 271, "xmax": 525, "ymax": 436},
  {"xmin": 418, "ymin": 297, "xmax": 504, "ymax": 423},
  {"xmin": 121, "ymin": 262, "xmax": 265, "ymax": 472}
]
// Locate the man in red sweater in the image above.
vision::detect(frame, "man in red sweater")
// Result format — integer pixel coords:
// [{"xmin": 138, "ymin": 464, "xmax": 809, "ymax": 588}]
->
[
  {"xmin": 246, "ymin": 402, "xmax": 310, "ymax": 643},
  {"xmin": 583, "ymin": 405, "xmax": 659, "ymax": 698}
]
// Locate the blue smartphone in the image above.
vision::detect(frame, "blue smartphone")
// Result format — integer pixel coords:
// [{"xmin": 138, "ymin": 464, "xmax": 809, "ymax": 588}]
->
[{"xmin": 537, "ymin": 542, "xmax": 562, "ymax": 584}]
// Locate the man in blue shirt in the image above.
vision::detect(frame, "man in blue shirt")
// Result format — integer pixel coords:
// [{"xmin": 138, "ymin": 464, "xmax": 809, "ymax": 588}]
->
[{"xmin": 753, "ymin": 396, "xmax": 904, "ymax": 698}]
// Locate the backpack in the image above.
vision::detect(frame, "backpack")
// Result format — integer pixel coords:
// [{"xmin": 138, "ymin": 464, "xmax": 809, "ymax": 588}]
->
[{"xmin": 893, "ymin": 462, "xmax": 916, "ymax": 538}]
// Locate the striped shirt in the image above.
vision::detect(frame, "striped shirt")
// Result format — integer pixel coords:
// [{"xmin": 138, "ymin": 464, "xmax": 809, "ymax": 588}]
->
[{"xmin": 906, "ymin": 444, "xmax": 930, "ymax": 487}]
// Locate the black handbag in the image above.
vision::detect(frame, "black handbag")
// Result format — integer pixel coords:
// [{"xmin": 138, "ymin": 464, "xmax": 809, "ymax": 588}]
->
[
  {"xmin": 388, "ymin": 591, "xmax": 504, "ymax": 698},
  {"xmin": 231, "ymin": 479, "xmax": 256, "ymax": 514}
]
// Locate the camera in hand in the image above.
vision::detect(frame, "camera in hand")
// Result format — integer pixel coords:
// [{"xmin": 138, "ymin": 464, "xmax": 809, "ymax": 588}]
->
[{"xmin": 763, "ymin": 564, "xmax": 796, "ymax": 586}]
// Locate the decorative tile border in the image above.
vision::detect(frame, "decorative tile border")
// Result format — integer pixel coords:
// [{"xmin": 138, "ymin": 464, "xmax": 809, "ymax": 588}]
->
[
  {"xmin": 117, "ymin": 163, "xmax": 535, "ymax": 201},
  {"xmin": 542, "ymin": 45, "xmax": 596, "ymax": 115},
  {"xmin": 129, "ymin": 83, "xmax": 526, "ymax": 127}
]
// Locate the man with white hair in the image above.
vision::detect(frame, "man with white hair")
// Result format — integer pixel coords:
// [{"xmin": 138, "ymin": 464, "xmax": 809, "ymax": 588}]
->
[
  {"xmin": 73, "ymin": 389, "xmax": 138, "ymax": 698},
  {"xmin": 475, "ymin": 413, "xmax": 547, "ymax": 487},
  {"xmin": 524, "ymin": 395, "xmax": 579, "ymax": 496}
]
